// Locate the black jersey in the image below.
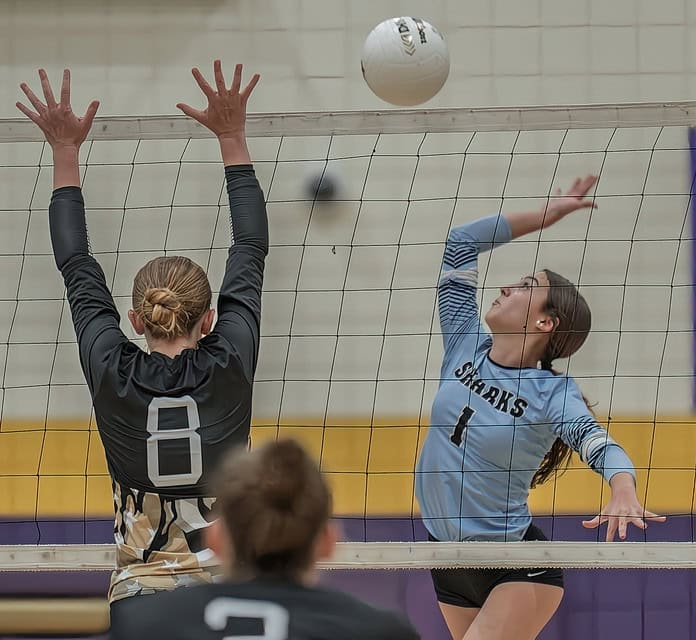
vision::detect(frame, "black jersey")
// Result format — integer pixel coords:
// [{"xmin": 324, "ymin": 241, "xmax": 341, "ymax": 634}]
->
[
  {"xmin": 110, "ymin": 578, "xmax": 420, "ymax": 640},
  {"xmin": 49, "ymin": 165, "xmax": 268, "ymax": 602}
]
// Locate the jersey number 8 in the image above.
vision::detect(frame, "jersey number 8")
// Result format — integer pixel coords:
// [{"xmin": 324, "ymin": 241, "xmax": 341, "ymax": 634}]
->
[{"xmin": 146, "ymin": 395, "xmax": 203, "ymax": 487}]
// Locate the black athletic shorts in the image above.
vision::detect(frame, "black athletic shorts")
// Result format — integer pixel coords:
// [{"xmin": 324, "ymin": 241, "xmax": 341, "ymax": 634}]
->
[{"xmin": 429, "ymin": 524, "xmax": 564, "ymax": 609}]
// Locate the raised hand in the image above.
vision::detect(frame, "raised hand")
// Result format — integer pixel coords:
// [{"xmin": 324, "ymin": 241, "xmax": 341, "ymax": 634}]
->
[
  {"xmin": 581, "ymin": 473, "xmax": 666, "ymax": 541},
  {"xmin": 16, "ymin": 69, "xmax": 99, "ymax": 150},
  {"xmin": 545, "ymin": 174, "xmax": 598, "ymax": 222},
  {"xmin": 177, "ymin": 60, "xmax": 260, "ymax": 139}
]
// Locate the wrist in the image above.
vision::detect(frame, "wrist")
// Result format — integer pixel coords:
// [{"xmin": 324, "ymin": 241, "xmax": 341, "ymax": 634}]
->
[
  {"xmin": 609, "ymin": 471, "xmax": 636, "ymax": 494},
  {"xmin": 541, "ymin": 204, "xmax": 563, "ymax": 226},
  {"xmin": 52, "ymin": 145, "xmax": 81, "ymax": 190},
  {"xmin": 52, "ymin": 144, "xmax": 80, "ymax": 158},
  {"xmin": 218, "ymin": 133, "xmax": 251, "ymax": 166}
]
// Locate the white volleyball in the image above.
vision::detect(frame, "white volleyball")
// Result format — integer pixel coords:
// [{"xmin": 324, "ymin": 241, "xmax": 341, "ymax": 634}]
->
[{"xmin": 361, "ymin": 17, "xmax": 450, "ymax": 106}]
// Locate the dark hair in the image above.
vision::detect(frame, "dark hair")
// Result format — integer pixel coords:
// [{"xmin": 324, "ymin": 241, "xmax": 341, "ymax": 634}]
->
[
  {"xmin": 215, "ymin": 440, "xmax": 332, "ymax": 578},
  {"xmin": 532, "ymin": 269, "xmax": 593, "ymax": 488},
  {"xmin": 132, "ymin": 256, "xmax": 212, "ymax": 340}
]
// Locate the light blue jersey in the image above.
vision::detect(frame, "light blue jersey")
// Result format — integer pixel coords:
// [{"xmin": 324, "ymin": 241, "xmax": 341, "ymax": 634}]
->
[{"xmin": 415, "ymin": 215, "xmax": 635, "ymax": 543}]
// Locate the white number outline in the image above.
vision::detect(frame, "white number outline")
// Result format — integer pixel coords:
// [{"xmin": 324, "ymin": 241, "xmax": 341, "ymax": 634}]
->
[
  {"xmin": 204, "ymin": 597, "xmax": 290, "ymax": 640},
  {"xmin": 146, "ymin": 395, "xmax": 203, "ymax": 487}
]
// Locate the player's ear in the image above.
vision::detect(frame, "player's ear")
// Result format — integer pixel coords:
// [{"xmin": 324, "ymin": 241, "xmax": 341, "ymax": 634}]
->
[
  {"xmin": 128, "ymin": 309, "xmax": 145, "ymax": 335},
  {"xmin": 534, "ymin": 313, "xmax": 558, "ymax": 334},
  {"xmin": 200, "ymin": 308, "xmax": 216, "ymax": 336},
  {"xmin": 314, "ymin": 521, "xmax": 339, "ymax": 563}
]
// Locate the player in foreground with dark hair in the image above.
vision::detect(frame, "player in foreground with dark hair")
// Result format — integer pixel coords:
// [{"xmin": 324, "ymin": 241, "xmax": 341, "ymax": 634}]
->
[
  {"xmin": 110, "ymin": 439, "xmax": 420, "ymax": 640},
  {"xmin": 17, "ymin": 61, "xmax": 267, "ymax": 606}
]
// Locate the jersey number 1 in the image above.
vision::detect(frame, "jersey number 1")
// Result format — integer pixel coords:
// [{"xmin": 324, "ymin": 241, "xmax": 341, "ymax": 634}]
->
[
  {"xmin": 146, "ymin": 395, "xmax": 203, "ymax": 487},
  {"xmin": 450, "ymin": 406, "xmax": 475, "ymax": 446}
]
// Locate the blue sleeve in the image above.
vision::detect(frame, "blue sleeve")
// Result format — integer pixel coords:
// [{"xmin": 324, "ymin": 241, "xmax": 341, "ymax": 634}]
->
[
  {"xmin": 547, "ymin": 377, "xmax": 635, "ymax": 483},
  {"xmin": 439, "ymin": 215, "xmax": 511, "ymax": 356}
]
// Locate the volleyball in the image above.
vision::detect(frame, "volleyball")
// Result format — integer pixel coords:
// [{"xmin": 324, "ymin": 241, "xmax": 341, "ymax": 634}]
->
[{"xmin": 361, "ymin": 17, "xmax": 449, "ymax": 106}]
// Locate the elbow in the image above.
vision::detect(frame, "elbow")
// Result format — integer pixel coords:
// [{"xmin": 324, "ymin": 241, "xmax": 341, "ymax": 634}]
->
[{"xmin": 446, "ymin": 227, "xmax": 461, "ymax": 245}]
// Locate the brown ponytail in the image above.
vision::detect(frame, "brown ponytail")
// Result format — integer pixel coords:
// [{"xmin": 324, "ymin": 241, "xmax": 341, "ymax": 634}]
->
[
  {"xmin": 531, "ymin": 269, "xmax": 593, "ymax": 487},
  {"xmin": 532, "ymin": 361, "xmax": 574, "ymax": 488},
  {"xmin": 215, "ymin": 439, "xmax": 332, "ymax": 578}
]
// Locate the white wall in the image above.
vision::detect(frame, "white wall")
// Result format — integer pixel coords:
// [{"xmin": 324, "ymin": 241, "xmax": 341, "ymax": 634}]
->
[
  {"xmin": 0, "ymin": 0, "xmax": 694, "ymax": 422},
  {"xmin": 1, "ymin": 0, "xmax": 695, "ymax": 116}
]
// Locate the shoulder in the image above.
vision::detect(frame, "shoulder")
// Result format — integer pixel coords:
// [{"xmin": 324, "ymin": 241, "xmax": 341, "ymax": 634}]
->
[
  {"xmin": 545, "ymin": 371, "xmax": 582, "ymax": 397},
  {"xmin": 304, "ymin": 587, "xmax": 419, "ymax": 638},
  {"xmin": 110, "ymin": 585, "xmax": 214, "ymax": 634},
  {"xmin": 109, "ymin": 592, "xmax": 176, "ymax": 638},
  {"xmin": 195, "ymin": 334, "xmax": 248, "ymax": 375},
  {"xmin": 112, "ymin": 583, "xmax": 419, "ymax": 640},
  {"xmin": 528, "ymin": 368, "xmax": 576, "ymax": 392},
  {"xmin": 539, "ymin": 372, "xmax": 593, "ymax": 420}
]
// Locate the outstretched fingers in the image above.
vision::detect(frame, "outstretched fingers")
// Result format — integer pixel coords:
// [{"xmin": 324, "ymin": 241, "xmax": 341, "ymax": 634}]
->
[
  {"xmin": 15, "ymin": 101, "xmax": 41, "ymax": 124},
  {"xmin": 176, "ymin": 102, "xmax": 205, "ymax": 123},
  {"xmin": 229, "ymin": 63, "xmax": 242, "ymax": 95},
  {"xmin": 583, "ymin": 509, "xmax": 666, "ymax": 542},
  {"xmin": 178, "ymin": 61, "xmax": 258, "ymax": 139},
  {"xmin": 644, "ymin": 511, "xmax": 667, "ymax": 523},
  {"xmin": 19, "ymin": 81, "xmax": 47, "ymax": 115},
  {"xmin": 191, "ymin": 67, "xmax": 217, "ymax": 101},
  {"xmin": 577, "ymin": 199, "xmax": 598, "ymax": 210},
  {"xmin": 240, "ymin": 72, "xmax": 260, "ymax": 102},
  {"xmin": 60, "ymin": 69, "xmax": 71, "ymax": 108},
  {"xmin": 570, "ymin": 174, "xmax": 598, "ymax": 197},
  {"xmin": 39, "ymin": 68, "xmax": 58, "ymax": 108},
  {"xmin": 213, "ymin": 59, "xmax": 227, "ymax": 96},
  {"xmin": 581, "ymin": 514, "xmax": 607, "ymax": 529},
  {"xmin": 82, "ymin": 100, "xmax": 100, "ymax": 129}
]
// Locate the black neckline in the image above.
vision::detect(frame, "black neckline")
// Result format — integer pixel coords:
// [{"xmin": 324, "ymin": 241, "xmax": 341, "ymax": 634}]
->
[{"xmin": 486, "ymin": 353, "xmax": 541, "ymax": 372}]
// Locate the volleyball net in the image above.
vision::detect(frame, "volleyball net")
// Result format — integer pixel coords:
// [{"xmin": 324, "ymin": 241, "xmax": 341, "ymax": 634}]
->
[{"xmin": 0, "ymin": 102, "xmax": 694, "ymax": 575}]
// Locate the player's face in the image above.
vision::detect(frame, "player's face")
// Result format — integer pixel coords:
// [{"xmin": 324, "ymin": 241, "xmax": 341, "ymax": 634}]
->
[{"xmin": 485, "ymin": 271, "xmax": 550, "ymax": 333}]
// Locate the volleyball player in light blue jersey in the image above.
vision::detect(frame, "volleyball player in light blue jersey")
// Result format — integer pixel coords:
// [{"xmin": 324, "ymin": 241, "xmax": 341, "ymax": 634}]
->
[{"xmin": 416, "ymin": 175, "xmax": 665, "ymax": 640}]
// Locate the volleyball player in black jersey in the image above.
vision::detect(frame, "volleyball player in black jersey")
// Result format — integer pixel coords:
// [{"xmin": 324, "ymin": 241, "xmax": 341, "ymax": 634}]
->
[
  {"xmin": 110, "ymin": 439, "xmax": 420, "ymax": 640},
  {"xmin": 17, "ymin": 61, "xmax": 267, "ymax": 604}
]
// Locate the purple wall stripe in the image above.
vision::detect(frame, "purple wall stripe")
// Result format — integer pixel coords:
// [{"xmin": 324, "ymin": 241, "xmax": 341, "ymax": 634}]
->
[{"xmin": 1, "ymin": 516, "xmax": 695, "ymax": 639}]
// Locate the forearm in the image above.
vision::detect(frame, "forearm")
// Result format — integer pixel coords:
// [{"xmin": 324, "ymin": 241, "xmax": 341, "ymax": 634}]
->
[
  {"xmin": 50, "ymin": 187, "xmax": 90, "ymax": 269},
  {"xmin": 560, "ymin": 412, "xmax": 636, "ymax": 484},
  {"xmin": 502, "ymin": 207, "xmax": 559, "ymax": 240},
  {"xmin": 225, "ymin": 165, "xmax": 269, "ymax": 252},
  {"xmin": 52, "ymin": 145, "xmax": 81, "ymax": 190},
  {"xmin": 595, "ymin": 443, "xmax": 636, "ymax": 485},
  {"xmin": 448, "ymin": 214, "xmax": 511, "ymax": 258},
  {"xmin": 219, "ymin": 133, "xmax": 251, "ymax": 166}
]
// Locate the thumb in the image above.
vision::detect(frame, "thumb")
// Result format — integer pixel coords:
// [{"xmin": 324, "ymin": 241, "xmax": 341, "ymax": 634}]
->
[
  {"xmin": 581, "ymin": 515, "xmax": 601, "ymax": 529},
  {"xmin": 176, "ymin": 103, "xmax": 203, "ymax": 122},
  {"xmin": 579, "ymin": 200, "xmax": 598, "ymax": 209},
  {"xmin": 82, "ymin": 100, "xmax": 100, "ymax": 127}
]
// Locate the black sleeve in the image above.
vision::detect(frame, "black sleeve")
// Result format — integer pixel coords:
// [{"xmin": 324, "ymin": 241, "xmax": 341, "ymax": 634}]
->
[
  {"xmin": 50, "ymin": 187, "xmax": 127, "ymax": 394},
  {"xmin": 210, "ymin": 165, "xmax": 269, "ymax": 381}
]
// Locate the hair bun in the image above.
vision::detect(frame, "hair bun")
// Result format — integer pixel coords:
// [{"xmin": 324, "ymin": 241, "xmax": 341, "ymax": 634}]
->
[
  {"xmin": 144, "ymin": 287, "xmax": 180, "ymax": 310},
  {"xmin": 132, "ymin": 256, "xmax": 212, "ymax": 341},
  {"xmin": 142, "ymin": 287, "xmax": 183, "ymax": 337}
]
